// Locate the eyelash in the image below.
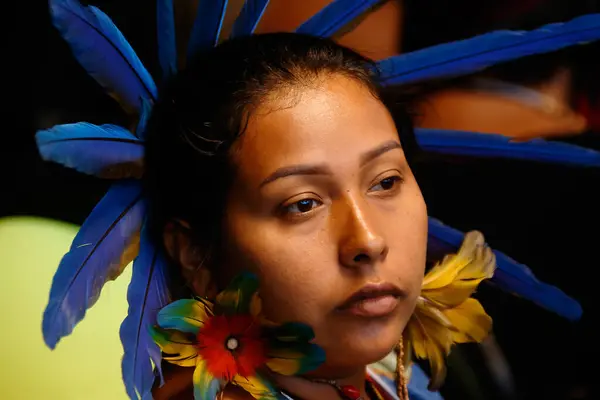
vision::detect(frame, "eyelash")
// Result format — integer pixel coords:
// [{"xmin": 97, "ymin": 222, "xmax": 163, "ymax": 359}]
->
[
  {"xmin": 283, "ymin": 198, "xmax": 323, "ymax": 217},
  {"xmin": 368, "ymin": 174, "xmax": 404, "ymax": 196},
  {"xmin": 280, "ymin": 174, "xmax": 404, "ymax": 219}
]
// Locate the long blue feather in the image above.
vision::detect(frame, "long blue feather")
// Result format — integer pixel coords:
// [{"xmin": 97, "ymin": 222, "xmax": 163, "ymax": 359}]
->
[
  {"xmin": 230, "ymin": 0, "xmax": 270, "ymax": 37},
  {"xmin": 50, "ymin": 0, "xmax": 157, "ymax": 111},
  {"xmin": 157, "ymin": 0, "xmax": 177, "ymax": 79},
  {"xmin": 42, "ymin": 182, "xmax": 144, "ymax": 349},
  {"xmin": 415, "ymin": 128, "xmax": 600, "ymax": 167},
  {"xmin": 120, "ymin": 221, "xmax": 171, "ymax": 400},
  {"xmin": 295, "ymin": 0, "xmax": 382, "ymax": 37},
  {"xmin": 378, "ymin": 13, "xmax": 600, "ymax": 86},
  {"xmin": 187, "ymin": 0, "xmax": 229, "ymax": 59},
  {"xmin": 427, "ymin": 217, "xmax": 583, "ymax": 321},
  {"xmin": 36, "ymin": 122, "xmax": 144, "ymax": 179}
]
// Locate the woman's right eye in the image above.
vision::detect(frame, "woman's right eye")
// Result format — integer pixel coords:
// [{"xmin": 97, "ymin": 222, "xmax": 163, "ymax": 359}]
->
[{"xmin": 282, "ymin": 198, "xmax": 323, "ymax": 216}]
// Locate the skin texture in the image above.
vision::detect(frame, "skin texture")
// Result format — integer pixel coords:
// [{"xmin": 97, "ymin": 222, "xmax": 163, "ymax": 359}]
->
[{"xmin": 157, "ymin": 74, "xmax": 428, "ymax": 399}]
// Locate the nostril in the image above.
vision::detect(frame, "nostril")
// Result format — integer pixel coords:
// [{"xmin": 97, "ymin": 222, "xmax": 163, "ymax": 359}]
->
[{"xmin": 353, "ymin": 253, "xmax": 370, "ymax": 263}]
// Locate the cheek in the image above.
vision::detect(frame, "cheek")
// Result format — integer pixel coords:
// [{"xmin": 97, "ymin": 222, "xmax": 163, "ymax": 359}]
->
[
  {"xmin": 387, "ymin": 185, "xmax": 428, "ymax": 295},
  {"xmin": 222, "ymin": 216, "xmax": 336, "ymax": 324}
]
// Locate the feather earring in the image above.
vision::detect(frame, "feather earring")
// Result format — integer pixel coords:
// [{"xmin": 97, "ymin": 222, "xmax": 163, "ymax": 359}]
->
[{"xmin": 427, "ymin": 217, "xmax": 582, "ymax": 321}]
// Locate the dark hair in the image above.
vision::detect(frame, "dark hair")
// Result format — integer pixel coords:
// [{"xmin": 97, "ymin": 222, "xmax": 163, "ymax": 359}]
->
[{"xmin": 143, "ymin": 33, "xmax": 415, "ymax": 288}]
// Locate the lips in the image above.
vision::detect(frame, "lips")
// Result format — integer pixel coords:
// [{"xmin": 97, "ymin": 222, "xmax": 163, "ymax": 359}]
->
[{"xmin": 337, "ymin": 283, "xmax": 403, "ymax": 318}]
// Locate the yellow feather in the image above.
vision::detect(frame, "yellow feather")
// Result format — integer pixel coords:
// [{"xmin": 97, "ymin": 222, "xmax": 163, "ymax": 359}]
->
[
  {"xmin": 405, "ymin": 313, "xmax": 449, "ymax": 390},
  {"xmin": 445, "ymin": 298, "xmax": 492, "ymax": 343},
  {"xmin": 423, "ymin": 231, "xmax": 495, "ymax": 307},
  {"xmin": 414, "ymin": 297, "xmax": 452, "ymax": 328},
  {"xmin": 265, "ymin": 349, "xmax": 304, "ymax": 376},
  {"xmin": 152, "ymin": 328, "xmax": 198, "ymax": 367},
  {"xmin": 405, "ymin": 230, "xmax": 496, "ymax": 390},
  {"xmin": 422, "ymin": 232, "xmax": 483, "ymax": 287},
  {"xmin": 423, "ymin": 279, "xmax": 486, "ymax": 307}
]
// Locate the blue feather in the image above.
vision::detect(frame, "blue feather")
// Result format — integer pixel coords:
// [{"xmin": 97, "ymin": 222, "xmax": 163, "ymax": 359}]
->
[
  {"xmin": 120, "ymin": 221, "xmax": 171, "ymax": 400},
  {"xmin": 157, "ymin": 0, "xmax": 177, "ymax": 79},
  {"xmin": 36, "ymin": 122, "xmax": 144, "ymax": 179},
  {"xmin": 378, "ymin": 13, "xmax": 600, "ymax": 86},
  {"xmin": 42, "ymin": 182, "xmax": 144, "ymax": 349},
  {"xmin": 427, "ymin": 217, "xmax": 583, "ymax": 321},
  {"xmin": 230, "ymin": 0, "xmax": 270, "ymax": 37},
  {"xmin": 50, "ymin": 0, "xmax": 157, "ymax": 111},
  {"xmin": 415, "ymin": 128, "xmax": 600, "ymax": 167},
  {"xmin": 187, "ymin": 0, "xmax": 228, "ymax": 59},
  {"xmin": 296, "ymin": 0, "xmax": 381, "ymax": 37},
  {"xmin": 136, "ymin": 97, "xmax": 153, "ymax": 138}
]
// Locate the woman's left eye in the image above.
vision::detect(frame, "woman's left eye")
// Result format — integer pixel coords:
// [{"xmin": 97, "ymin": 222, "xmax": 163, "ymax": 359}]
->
[{"xmin": 369, "ymin": 176, "xmax": 403, "ymax": 193}]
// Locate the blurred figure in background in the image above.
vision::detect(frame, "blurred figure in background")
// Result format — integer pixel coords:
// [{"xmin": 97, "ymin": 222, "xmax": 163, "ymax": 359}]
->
[{"xmin": 402, "ymin": 0, "xmax": 600, "ymax": 141}]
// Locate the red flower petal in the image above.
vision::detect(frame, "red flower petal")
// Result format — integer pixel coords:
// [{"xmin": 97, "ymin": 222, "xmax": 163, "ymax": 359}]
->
[
  {"xmin": 197, "ymin": 314, "xmax": 268, "ymax": 380},
  {"xmin": 237, "ymin": 335, "xmax": 267, "ymax": 377}
]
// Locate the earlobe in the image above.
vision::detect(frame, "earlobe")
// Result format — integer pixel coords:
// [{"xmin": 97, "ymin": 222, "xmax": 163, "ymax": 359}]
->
[{"xmin": 163, "ymin": 219, "xmax": 217, "ymax": 298}]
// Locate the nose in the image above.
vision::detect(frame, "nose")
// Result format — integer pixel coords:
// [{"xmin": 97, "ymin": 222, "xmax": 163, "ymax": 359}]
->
[{"xmin": 337, "ymin": 198, "xmax": 388, "ymax": 269}]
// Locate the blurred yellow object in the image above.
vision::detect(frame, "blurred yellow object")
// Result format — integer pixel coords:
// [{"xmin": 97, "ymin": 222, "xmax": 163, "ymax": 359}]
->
[{"xmin": 0, "ymin": 216, "xmax": 129, "ymax": 400}]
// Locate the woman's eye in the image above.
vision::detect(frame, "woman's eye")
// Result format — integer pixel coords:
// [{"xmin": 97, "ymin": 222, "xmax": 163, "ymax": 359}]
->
[
  {"xmin": 369, "ymin": 176, "xmax": 402, "ymax": 192},
  {"xmin": 284, "ymin": 198, "xmax": 322, "ymax": 215}
]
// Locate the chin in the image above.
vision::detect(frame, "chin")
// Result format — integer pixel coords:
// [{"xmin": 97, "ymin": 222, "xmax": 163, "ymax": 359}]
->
[{"xmin": 320, "ymin": 314, "xmax": 406, "ymax": 370}]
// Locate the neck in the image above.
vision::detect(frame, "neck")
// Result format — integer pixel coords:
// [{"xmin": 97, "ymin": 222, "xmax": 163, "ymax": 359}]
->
[{"xmin": 274, "ymin": 367, "xmax": 372, "ymax": 400}]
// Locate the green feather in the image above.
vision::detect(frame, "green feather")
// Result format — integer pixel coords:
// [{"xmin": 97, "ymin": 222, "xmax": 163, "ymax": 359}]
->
[
  {"xmin": 215, "ymin": 272, "xmax": 260, "ymax": 315},
  {"xmin": 156, "ymin": 298, "xmax": 213, "ymax": 334},
  {"xmin": 267, "ymin": 340, "xmax": 325, "ymax": 375}
]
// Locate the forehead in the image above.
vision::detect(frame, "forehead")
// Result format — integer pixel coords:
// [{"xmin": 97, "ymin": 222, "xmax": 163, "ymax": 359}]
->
[{"xmin": 234, "ymin": 76, "xmax": 399, "ymax": 176}]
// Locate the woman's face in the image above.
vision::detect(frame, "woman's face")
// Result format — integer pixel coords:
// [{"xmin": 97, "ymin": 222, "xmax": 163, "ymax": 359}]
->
[{"xmin": 220, "ymin": 75, "xmax": 427, "ymax": 373}]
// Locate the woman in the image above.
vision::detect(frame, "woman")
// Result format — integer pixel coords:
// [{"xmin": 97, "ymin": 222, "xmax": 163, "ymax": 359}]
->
[
  {"xmin": 35, "ymin": 1, "xmax": 593, "ymax": 399},
  {"xmin": 145, "ymin": 33, "xmax": 430, "ymax": 399},
  {"xmin": 38, "ymin": 28, "xmax": 495, "ymax": 399}
]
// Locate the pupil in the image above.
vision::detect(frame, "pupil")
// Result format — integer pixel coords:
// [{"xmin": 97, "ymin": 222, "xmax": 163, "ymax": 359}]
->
[
  {"xmin": 381, "ymin": 178, "xmax": 394, "ymax": 190},
  {"xmin": 297, "ymin": 199, "xmax": 313, "ymax": 212}
]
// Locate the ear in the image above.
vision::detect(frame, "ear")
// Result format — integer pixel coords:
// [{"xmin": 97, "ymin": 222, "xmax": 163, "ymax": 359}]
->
[{"xmin": 163, "ymin": 220, "xmax": 218, "ymax": 298}]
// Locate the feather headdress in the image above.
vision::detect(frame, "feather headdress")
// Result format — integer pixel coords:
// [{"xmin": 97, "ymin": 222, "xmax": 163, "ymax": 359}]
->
[{"xmin": 37, "ymin": 0, "xmax": 597, "ymax": 397}]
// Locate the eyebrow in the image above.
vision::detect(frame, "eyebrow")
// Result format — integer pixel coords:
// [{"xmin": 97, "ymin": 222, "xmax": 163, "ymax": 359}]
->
[
  {"xmin": 260, "ymin": 164, "xmax": 332, "ymax": 188},
  {"xmin": 359, "ymin": 140, "xmax": 402, "ymax": 167},
  {"xmin": 259, "ymin": 140, "xmax": 403, "ymax": 188}
]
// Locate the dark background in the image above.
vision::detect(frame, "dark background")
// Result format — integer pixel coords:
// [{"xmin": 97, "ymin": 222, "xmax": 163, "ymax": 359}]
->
[{"xmin": 7, "ymin": 1, "xmax": 600, "ymax": 399}]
